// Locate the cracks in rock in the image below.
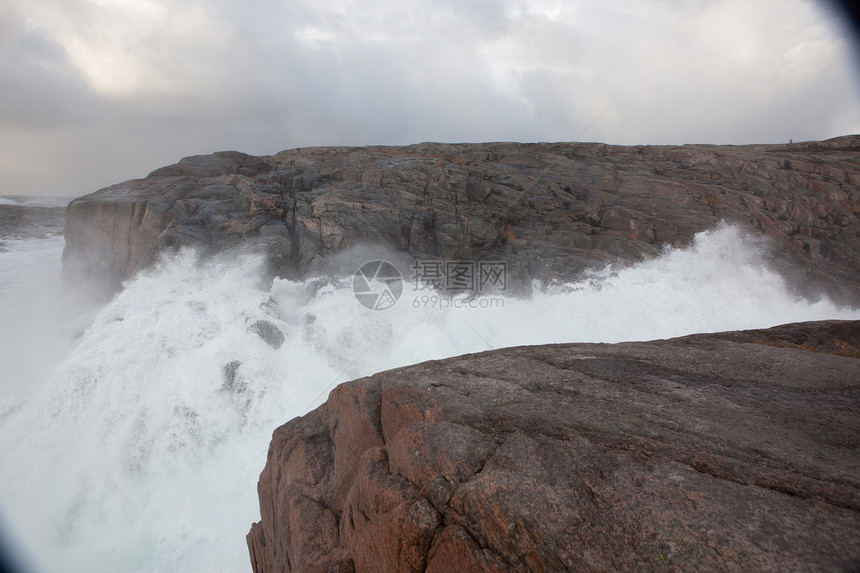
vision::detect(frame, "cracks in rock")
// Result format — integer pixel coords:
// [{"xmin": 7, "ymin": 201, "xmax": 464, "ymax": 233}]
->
[
  {"xmin": 455, "ymin": 435, "xmax": 502, "ymax": 490},
  {"xmin": 301, "ymin": 492, "xmax": 342, "ymax": 525},
  {"xmin": 280, "ymin": 196, "xmax": 301, "ymax": 271},
  {"xmin": 424, "ymin": 211, "xmax": 440, "ymax": 258},
  {"xmin": 421, "ymin": 522, "xmax": 446, "ymax": 572},
  {"xmin": 368, "ymin": 379, "xmax": 386, "ymax": 446},
  {"xmin": 370, "ymin": 379, "xmax": 514, "ymax": 570},
  {"xmin": 399, "ymin": 213, "xmax": 412, "ymax": 250},
  {"xmin": 442, "ymin": 511, "xmax": 521, "ymax": 571},
  {"xmin": 420, "ymin": 507, "xmax": 519, "ymax": 573},
  {"xmin": 683, "ymin": 458, "xmax": 860, "ymax": 513},
  {"xmin": 426, "ymin": 438, "xmax": 512, "ymax": 566}
]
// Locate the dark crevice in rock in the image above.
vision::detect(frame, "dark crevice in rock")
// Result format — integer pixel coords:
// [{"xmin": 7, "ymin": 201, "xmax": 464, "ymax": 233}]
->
[{"xmin": 682, "ymin": 457, "xmax": 860, "ymax": 513}]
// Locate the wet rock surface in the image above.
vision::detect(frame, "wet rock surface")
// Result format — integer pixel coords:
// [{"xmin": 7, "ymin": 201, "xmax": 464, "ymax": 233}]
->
[
  {"xmin": 62, "ymin": 137, "xmax": 860, "ymax": 303},
  {"xmin": 248, "ymin": 319, "xmax": 860, "ymax": 573},
  {"xmin": 249, "ymin": 320, "xmax": 286, "ymax": 349}
]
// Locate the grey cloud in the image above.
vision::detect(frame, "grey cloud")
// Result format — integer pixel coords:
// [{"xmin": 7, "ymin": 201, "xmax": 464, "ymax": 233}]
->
[
  {"xmin": 0, "ymin": 0, "xmax": 858, "ymax": 197},
  {"xmin": 0, "ymin": 11, "xmax": 96, "ymax": 129}
]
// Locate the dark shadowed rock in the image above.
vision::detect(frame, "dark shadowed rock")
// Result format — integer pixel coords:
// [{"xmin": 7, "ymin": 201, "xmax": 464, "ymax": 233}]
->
[
  {"xmin": 248, "ymin": 320, "xmax": 860, "ymax": 572},
  {"xmin": 222, "ymin": 360, "xmax": 241, "ymax": 390},
  {"xmin": 63, "ymin": 137, "xmax": 860, "ymax": 304},
  {"xmin": 249, "ymin": 320, "xmax": 286, "ymax": 349}
]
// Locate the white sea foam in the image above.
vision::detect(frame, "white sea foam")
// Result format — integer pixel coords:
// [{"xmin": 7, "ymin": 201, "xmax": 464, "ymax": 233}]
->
[{"xmin": 0, "ymin": 225, "xmax": 856, "ymax": 572}]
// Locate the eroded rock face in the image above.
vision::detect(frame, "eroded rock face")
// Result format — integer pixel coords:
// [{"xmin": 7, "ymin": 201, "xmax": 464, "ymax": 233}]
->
[
  {"xmin": 63, "ymin": 137, "xmax": 860, "ymax": 303},
  {"xmin": 248, "ymin": 320, "xmax": 860, "ymax": 572}
]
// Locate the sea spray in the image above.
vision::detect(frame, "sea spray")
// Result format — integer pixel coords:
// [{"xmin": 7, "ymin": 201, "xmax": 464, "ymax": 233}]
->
[
  {"xmin": 0, "ymin": 235, "xmax": 92, "ymax": 400},
  {"xmin": 0, "ymin": 225, "xmax": 857, "ymax": 572}
]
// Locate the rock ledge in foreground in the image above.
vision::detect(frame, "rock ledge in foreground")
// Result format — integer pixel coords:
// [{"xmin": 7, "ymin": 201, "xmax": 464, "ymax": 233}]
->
[{"xmin": 248, "ymin": 320, "xmax": 860, "ymax": 572}]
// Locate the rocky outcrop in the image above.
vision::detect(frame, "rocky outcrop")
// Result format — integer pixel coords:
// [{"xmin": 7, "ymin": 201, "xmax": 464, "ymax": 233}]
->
[
  {"xmin": 0, "ymin": 203, "xmax": 65, "ymax": 241},
  {"xmin": 63, "ymin": 137, "xmax": 860, "ymax": 303},
  {"xmin": 247, "ymin": 320, "xmax": 860, "ymax": 573}
]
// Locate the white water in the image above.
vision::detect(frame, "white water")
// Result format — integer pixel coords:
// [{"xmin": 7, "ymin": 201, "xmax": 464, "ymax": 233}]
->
[
  {"xmin": 0, "ymin": 225, "xmax": 857, "ymax": 572},
  {"xmin": 0, "ymin": 236, "xmax": 93, "ymax": 400}
]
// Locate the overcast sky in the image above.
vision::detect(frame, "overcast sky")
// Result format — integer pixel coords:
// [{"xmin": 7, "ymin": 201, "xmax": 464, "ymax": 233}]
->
[{"xmin": 2, "ymin": 0, "xmax": 858, "ymax": 197}]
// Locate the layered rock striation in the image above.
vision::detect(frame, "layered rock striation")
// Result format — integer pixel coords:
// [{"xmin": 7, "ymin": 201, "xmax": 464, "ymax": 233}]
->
[
  {"xmin": 63, "ymin": 137, "xmax": 860, "ymax": 303},
  {"xmin": 248, "ymin": 319, "xmax": 860, "ymax": 572}
]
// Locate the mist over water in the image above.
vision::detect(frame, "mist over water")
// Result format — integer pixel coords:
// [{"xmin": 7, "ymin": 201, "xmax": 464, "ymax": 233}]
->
[
  {"xmin": 0, "ymin": 236, "xmax": 82, "ymax": 400},
  {"xmin": 0, "ymin": 225, "xmax": 857, "ymax": 573}
]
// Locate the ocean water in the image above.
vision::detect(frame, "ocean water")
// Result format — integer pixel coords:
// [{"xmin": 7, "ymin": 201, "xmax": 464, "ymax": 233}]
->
[{"xmin": 0, "ymin": 199, "xmax": 857, "ymax": 573}]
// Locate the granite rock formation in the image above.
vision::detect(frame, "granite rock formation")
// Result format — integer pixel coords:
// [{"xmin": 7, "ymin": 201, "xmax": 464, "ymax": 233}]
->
[
  {"xmin": 247, "ymin": 319, "xmax": 860, "ymax": 573},
  {"xmin": 63, "ymin": 136, "xmax": 860, "ymax": 303}
]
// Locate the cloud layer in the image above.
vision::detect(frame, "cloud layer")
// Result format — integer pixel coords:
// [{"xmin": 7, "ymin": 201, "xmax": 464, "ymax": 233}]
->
[{"xmin": 2, "ymin": 0, "xmax": 859, "ymax": 196}]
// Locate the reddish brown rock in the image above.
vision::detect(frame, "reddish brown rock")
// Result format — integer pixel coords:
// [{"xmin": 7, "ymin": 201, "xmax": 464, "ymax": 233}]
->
[
  {"xmin": 248, "ymin": 320, "xmax": 860, "ymax": 572},
  {"xmin": 63, "ymin": 137, "xmax": 860, "ymax": 304}
]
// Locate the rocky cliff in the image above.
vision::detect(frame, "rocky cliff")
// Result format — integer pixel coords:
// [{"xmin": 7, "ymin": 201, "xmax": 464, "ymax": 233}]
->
[
  {"xmin": 247, "ymin": 319, "xmax": 860, "ymax": 573},
  {"xmin": 63, "ymin": 136, "xmax": 860, "ymax": 303}
]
